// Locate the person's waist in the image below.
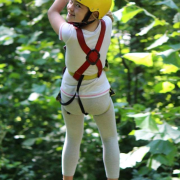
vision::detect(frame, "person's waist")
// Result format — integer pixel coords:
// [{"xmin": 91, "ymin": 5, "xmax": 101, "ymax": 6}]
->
[{"xmin": 68, "ymin": 70, "xmax": 99, "ymax": 80}]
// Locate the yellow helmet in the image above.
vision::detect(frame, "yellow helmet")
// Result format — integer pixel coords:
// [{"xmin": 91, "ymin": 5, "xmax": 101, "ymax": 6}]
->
[{"xmin": 76, "ymin": 0, "xmax": 112, "ymax": 19}]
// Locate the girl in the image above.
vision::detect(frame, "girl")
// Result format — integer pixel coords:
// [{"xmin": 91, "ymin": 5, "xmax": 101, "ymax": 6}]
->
[{"xmin": 48, "ymin": 0, "xmax": 120, "ymax": 180}]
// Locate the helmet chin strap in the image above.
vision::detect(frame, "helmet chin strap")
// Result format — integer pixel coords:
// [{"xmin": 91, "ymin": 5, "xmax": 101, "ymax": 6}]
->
[{"xmin": 69, "ymin": 10, "xmax": 96, "ymax": 28}]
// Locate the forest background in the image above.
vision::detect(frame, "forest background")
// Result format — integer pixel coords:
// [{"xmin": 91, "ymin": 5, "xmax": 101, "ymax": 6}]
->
[{"xmin": 0, "ymin": 0, "xmax": 180, "ymax": 179}]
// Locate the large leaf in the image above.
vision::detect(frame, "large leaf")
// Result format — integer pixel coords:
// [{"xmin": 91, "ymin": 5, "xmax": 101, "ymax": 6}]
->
[
  {"xmin": 123, "ymin": 53, "xmax": 153, "ymax": 67},
  {"xmin": 158, "ymin": 122, "xmax": 180, "ymax": 143},
  {"xmin": 115, "ymin": 3, "xmax": 143, "ymax": 23},
  {"xmin": 154, "ymin": 81, "xmax": 175, "ymax": 93},
  {"xmin": 147, "ymin": 140, "xmax": 176, "ymax": 155},
  {"xmin": 134, "ymin": 129, "xmax": 155, "ymax": 141},
  {"xmin": 146, "ymin": 34, "xmax": 169, "ymax": 50},
  {"xmin": 137, "ymin": 21, "xmax": 155, "ymax": 36},
  {"xmin": 128, "ymin": 112, "xmax": 159, "ymax": 132},
  {"xmin": 158, "ymin": 49, "xmax": 180, "ymax": 68},
  {"xmin": 120, "ymin": 146, "xmax": 150, "ymax": 169},
  {"xmin": 173, "ymin": 13, "xmax": 180, "ymax": 23},
  {"xmin": 122, "ymin": 8, "xmax": 143, "ymax": 23},
  {"xmin": 160, "ymin": 64, "xmax": 179, "ymax": 74},
  {"xmin": 156, "ymin": 0, "xmax": 179, "ymax": 10},
  {"xmin": 169, "ymin": 43, "xmax": 180, "ymax": 50},
  {"xmin": 0, "ymin": 26, "xmax": 17, "ymax": 45}
]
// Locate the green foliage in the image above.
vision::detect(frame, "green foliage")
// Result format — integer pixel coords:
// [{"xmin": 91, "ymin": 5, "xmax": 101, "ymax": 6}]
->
[{"xmin": 0, "ymin": 0, "xmax": 180, "ymax": 180}]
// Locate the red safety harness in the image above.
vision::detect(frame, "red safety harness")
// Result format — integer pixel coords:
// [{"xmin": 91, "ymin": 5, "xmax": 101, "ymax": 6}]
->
[{"xmin": 57, "ymin": 19, "xmax": 107, "ymax": 115}]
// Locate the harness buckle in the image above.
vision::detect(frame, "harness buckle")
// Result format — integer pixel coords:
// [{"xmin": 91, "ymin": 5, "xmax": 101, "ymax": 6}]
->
[{"xmin": 86, "ymin": 49, "xmax": 100, "ymax": 65}]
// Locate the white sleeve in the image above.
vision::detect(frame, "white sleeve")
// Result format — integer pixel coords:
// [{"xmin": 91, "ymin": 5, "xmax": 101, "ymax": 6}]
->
[
  {"xmin": 103, "ymin": 16, "xmax": 112, "ymax": 28},
  {"xmin": 59, "ymin": 22, "xmax": 73, "ymax": 43}
]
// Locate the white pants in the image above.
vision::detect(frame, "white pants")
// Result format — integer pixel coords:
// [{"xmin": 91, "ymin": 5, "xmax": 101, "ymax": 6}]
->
[{"xmin": 61, "ymin": 93, "xmax": 120, "ymax": 179}]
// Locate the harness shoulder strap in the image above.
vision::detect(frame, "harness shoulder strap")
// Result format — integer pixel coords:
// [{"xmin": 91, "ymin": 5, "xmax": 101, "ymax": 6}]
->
[{"xmin": 73, "ymin": 19, "xmax": 106, "ymax": 80}]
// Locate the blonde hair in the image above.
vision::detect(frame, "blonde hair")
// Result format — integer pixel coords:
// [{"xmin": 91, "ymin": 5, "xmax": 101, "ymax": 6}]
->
[{"xmin": 106, "ymin": 11, "xmax": 114, "ymax": 22}]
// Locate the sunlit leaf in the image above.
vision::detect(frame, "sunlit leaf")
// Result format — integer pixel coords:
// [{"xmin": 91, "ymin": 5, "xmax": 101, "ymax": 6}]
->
[
  {"xmin": 0, "ymin": 26, "xmax": 17, "ymax": 45},
  {"xmin": 0, "ymin": 64, "xmax": 6, "ymax": 69},
  {"xmin": 128, "ymin": 112, "xmax": 159, "ymax": 132},
  {"xmin": 35, "ymin": 0, "xmax": 50, "ymax": 6},
  {"xmin": 173, "ymin": 22, "xmax": 180, "ymax": 29},
  {"xmin": 123, "ymin": 53, "xmax": 153, "ymax": 67},
  {"xmin": 28, "ymin": 14, "xmax": 44, "ymax": 26},
  {"xmin": 154, "ymin": 81, "xmax": 175, "ymax": 93},
  {"xmin": 0, "ymin": 0, "xmax": 22, "ymax": 5},
  {"xmin": 160, "ymin": 64, "xmax": 179, "ymax": 74},
  {"xmin": 146, "ymin": 34, "xmax": 169, "ymax": 50},
  {"xmin": 177, "ymin": 82, "xmax": 180, "ymax": 88},
  {"xmin": 158, "ymin": 49, "xmax": 180, "ymax": 67},
  {"xmin": 137, "ymin": 21, "xmax": 155, "ymax": 36},
  {"xmin": 158, "ymin": 122, "xmax": 180, "ymax": 143},
  {"xmin": 121, "ymin": 3, "xmax": 143, "ymax": 23},
  {"xmin": 28, "ymin": 92, "xmax": 40, "ymax": 101},
  {"xmin": 156, "ymin": 0, "xmax": 179, "ymax": 10},
  {"xmin": 134, "ymin": 129, "xmax": 155, "ymax": 141},
  {"xmin": 28, "ymin": 31, "xmax": 43, "ymax": 44},
  {"xmin": 173, "ymin": 13, "xmax": 180, "ymax": 23},
  {"xmin": 120, "ymin": 146, "xmax": 150, "ymax": 169},
  {"xmin": 110, "ymin": 0, "xmax": 115, "ymax": 11},
  {"xmin": 113, "ymin": 9, "xmax": 124, "ymax": 21}
]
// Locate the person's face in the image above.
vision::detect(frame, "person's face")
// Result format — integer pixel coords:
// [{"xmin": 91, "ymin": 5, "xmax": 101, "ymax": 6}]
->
[{"xmin": 67, "ymin": 0, "xmax": 89, "ymax": 22}]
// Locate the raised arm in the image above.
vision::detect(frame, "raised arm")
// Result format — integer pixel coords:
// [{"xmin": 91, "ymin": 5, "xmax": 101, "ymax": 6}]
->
[{"xmin": 48, "ymin": 0, "xmax": 67, "ymax": 35}]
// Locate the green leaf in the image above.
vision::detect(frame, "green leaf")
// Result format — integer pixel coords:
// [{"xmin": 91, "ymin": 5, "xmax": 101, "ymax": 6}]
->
[
  {"xmin": 121, "ymin": 3, "xmax": 143, "ymax": 23},
  {"xmin": 0, "ymin": 26, "xmax": 17, "ymax": 45},
  {"xmin": 169, "ymin": 43, "xmax": 180, "ymax": 50},
  {"xmin": 153, "ymin": 150, "xmax": 176, "ymax": 166},
  {"xmin": 128, "ymin": 112, "xmax": 159, "ymax": 132},
  {"xmin": 173, "ymin": 13, "xmax": 180, "ymax": 23},
  {"xmin": 156, "ymin": 0, "xmax": 179, "ymax": 10},
  {"xmin": 110, "ymin": 0, "xmax": 115, "ymax": 11},
  {"xmin": 22, "ymin": 138, "xmax": 36, "ymax": 146},
  {"xmin": 32, "ymin": 84, "xmax": 46, "ymax": 94},
  {"xmin": 154, "ymin": 81, "xmax": 175, "ymax": 93},
  {"xmin": 28, "ymin": 31, "xmax": 43, "ymax": 44},
  {"xmin": 120, "ymin": 146, "xmax": 150, "ymax": 169},
  {"xmin": 113, "ymin": 9, "xmax": 124, "ymax": 21},
  {"xmin": 123, "ymin": 53, "xmax": 153, "ymax": 67},
  {"xmin": 34, "ymin": 59, "xmax": 46, "ymax": 65},
  {"xmin": 160, "ymin": 64, "xmax": 179, "ymax": 74},
  {"xmin": 158, "ymin": 49, "xmax": 180, "ymax": 68},
  {"xmin": 146, "ymin": 34, "xmax": 169, "ymax": 50},
  {"xmin": 0, "ymin": 64, "xmax": 6, "ymax": 69},
  {"xmin": 147, "ymin": 140, "xmax": 176, "ymax": 155},
  {"xmin": 0, "ymin": 0, "xmax": 22, "ymax": 5},
  {"xmin": 134, "ymin": 129, "xmax": 155, "ymax": 141},
  {"xmin": 9, "ymin": 73, "xmax": 20, "ymax": 79},
  {"xmin": 177, "ymin": 82, "xmax": 180, "ymax": 88},
  {"xmin": 158, "ymin": 122, "xmax": 180, "ymax": 143},
  {"xmin": 35, "ymin": 0, "xmax": 50, "ymax": 7},
  {"xmin": 137, "ymin": 21, "xmax": 155, "ymax": 36}
]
